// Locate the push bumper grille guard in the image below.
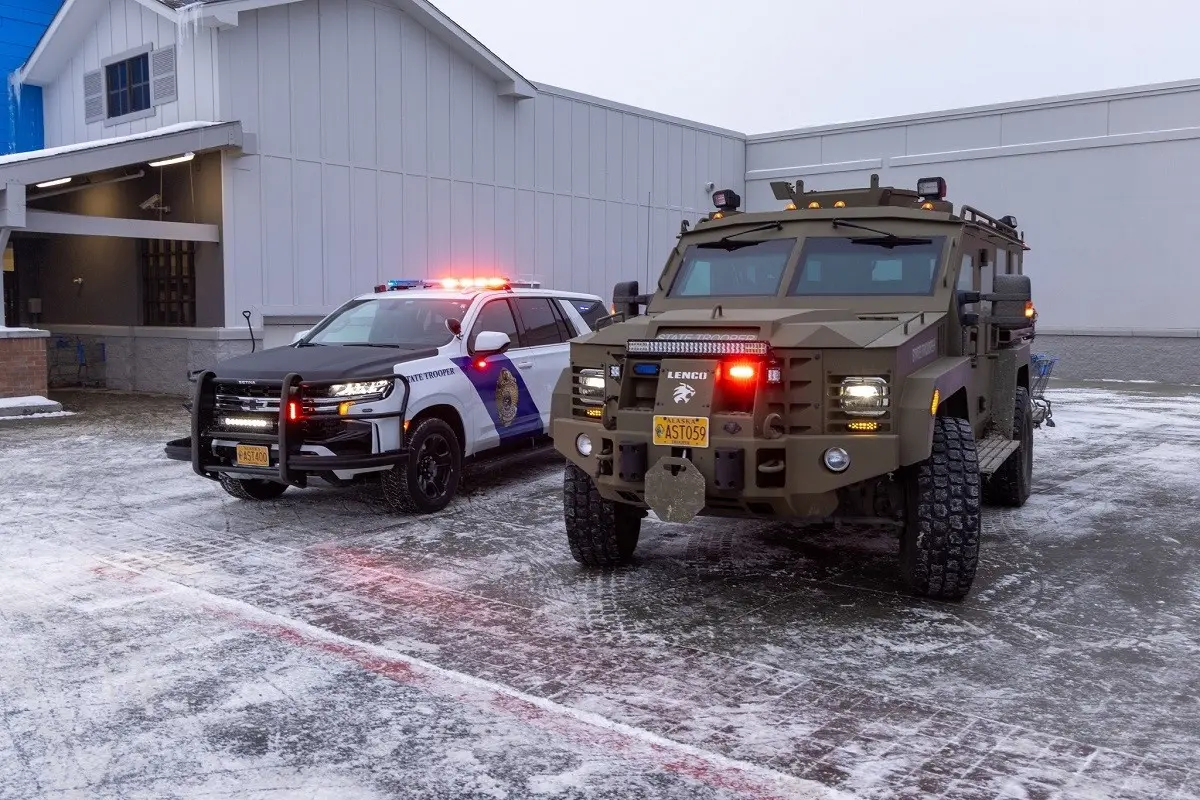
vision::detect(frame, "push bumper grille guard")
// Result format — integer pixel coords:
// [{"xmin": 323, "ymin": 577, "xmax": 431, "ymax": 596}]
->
[{"xmin": 189, "ymin": 370, "xmax": 412, "ymax": 484}]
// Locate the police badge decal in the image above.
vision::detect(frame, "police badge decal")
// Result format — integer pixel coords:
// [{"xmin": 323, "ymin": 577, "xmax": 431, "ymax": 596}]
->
[{"xmin": 495, "ymin": 368, "xmax": 520, "ymax": 427}]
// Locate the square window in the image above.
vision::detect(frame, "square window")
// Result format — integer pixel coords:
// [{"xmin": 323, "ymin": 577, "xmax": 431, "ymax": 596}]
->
[{"xmin": 105, "ymin": 53, "xmax": 151, "ymax": 120}]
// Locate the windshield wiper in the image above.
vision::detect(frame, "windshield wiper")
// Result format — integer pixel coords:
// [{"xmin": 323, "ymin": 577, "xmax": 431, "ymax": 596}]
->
[
  {"xmin": 830, "ymin": 218, "xmax": 931, "ymax": 248},
  {"xmin": 697, "ymin": 222, "xmax": 784, "ymax": 250},
  {"xmin": 342, "ymin": 343, "xmax": 402, "ymax": 348},
  {"xmin": 295, "ymin": 342, "xmax": 326, "ymax": 347}
]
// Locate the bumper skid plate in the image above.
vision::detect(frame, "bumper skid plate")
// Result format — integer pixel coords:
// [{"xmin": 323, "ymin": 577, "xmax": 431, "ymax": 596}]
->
[{"xmin": 644, "ymin": 456, "xmax": 706, "ymax": 523}]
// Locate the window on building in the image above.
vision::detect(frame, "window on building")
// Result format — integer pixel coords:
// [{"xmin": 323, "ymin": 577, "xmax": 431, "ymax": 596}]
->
[
  {"xmin": 106, "ymin": 53, "xmax": 151, "ymax": 119},
  {"xmin": 141, "ymin": 239, "xmax": 196, "ymax": 327},
  {"xmin": 84, "ymin": 45, "xmax": 176, "ymax": 126}
]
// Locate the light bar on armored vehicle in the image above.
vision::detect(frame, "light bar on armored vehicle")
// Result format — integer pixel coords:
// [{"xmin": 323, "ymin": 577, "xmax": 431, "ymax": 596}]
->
[
  {"xmin": 764, "ymin": 174, "xmax": 955, "ymax": 213},
  {"xmin": 626, "ymin": 338, "xmax": 770, "ymax": 356}
]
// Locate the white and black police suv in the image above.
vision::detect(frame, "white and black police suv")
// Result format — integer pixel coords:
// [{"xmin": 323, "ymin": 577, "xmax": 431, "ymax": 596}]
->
[{"xmin": 165, "ymin": 277, "xmax": 610, "ymax": 513}]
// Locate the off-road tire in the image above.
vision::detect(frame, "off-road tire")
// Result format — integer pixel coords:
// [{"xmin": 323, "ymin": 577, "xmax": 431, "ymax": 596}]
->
[
  {"xmin": 983, "ymin": 386, "xmax": 1033, "ymax": 507},
  {"xmin": 564, "ymin": 462, "xmax": 642, "ymax": 567},
  {"xmin": 900, "ymin": 416, "xmax": 982, "ymax": 601},
  {"xmin": 219, "ymin": 474, "xmax": 289, "ymax": 501},
  {"xmin": 381, "ymin": 416, "xmax": 461, "ymax": 514}
]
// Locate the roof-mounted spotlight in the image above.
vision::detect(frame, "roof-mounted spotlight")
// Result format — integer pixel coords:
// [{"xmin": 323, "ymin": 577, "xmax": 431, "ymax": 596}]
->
[
  {"xmin": 711, "ymin": 189, "xmax": 741, "ymax": 212},
  {"xmin": 916, "ymin": 176, "xmax": 947, "ymax": 201}
]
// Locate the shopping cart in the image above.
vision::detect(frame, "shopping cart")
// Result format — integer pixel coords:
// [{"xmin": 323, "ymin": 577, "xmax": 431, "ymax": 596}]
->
[{"xmin": 1030, "ymin": 352, "xmax": 1058, "ymax": 428}]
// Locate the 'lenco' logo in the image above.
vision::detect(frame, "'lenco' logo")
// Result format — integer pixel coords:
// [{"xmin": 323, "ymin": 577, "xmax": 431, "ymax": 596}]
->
[{"xmin": 666, "ymin": 371, "xmax": 708, "ymax": 381}]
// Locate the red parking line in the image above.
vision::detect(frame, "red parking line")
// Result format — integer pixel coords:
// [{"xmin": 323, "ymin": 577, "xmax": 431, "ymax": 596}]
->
[
  {"xmin": 90, "ymin": 559, "xmax": 839, "ymax": 800},
  {"xmin": 240, "ymin": 616, "xmax": 829, "ymax": 800}
]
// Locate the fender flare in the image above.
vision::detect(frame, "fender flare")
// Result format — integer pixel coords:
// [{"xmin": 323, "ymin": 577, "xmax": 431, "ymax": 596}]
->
[
  {"xmin": 897, "ymin": 357, "xmax": 974, "ymax": 466},
  {"xmin": 405, "ymin": 391, "xmax": 473, "ymax": 454}
]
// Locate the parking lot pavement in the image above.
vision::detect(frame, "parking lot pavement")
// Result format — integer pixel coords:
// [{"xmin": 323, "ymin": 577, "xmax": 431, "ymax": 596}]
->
[{"xmin": 2, "ymin": 386, "xmax": 1199, "ymax": 800}]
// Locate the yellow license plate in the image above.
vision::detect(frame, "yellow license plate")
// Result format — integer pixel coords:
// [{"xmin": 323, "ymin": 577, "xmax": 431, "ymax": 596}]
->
[
  {"xmin": 236, "ymin": 444, "xmax": 270, "ymax": 467},
  {"xmin": 652, "ymin": 415, "xmax": 710, "ymax": 448}
]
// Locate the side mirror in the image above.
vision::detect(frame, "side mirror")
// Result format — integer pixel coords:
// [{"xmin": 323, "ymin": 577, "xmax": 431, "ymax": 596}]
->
[
  {"xmin": 612, "ymin": 280, "xmax": 651, "ymax": 319},
  {"xmin": 446, "ymin": 318, "xmax": 462, "ymax": 337},
  {"xmin": 473, "ymin": 330, "xmax": 511, "ymax": 356},
  {"xmin": 291, "ymin": 329, "xmax": 311, "ymax": 344}
]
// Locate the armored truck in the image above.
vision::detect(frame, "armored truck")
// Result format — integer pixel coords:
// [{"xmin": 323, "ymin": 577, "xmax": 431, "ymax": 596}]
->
[{"xmin": 549, "ymin": 176, "xmax": 1038, "ymax": 601}]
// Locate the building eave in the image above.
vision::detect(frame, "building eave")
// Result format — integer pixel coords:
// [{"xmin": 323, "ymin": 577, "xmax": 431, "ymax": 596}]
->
[
  {"xmin": 17, "ymin": 0, "xmax": 178, "ymax": 87},
  {"xmin": 0, "ymin": 120, "xmax": 247, "ymax": 187},
  {"xmin": 190, "ymin": 0, "xmax": 537, "ymax": 99}
]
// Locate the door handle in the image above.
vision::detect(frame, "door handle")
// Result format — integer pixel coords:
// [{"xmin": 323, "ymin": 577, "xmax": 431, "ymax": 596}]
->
[{"xmin": 516, "ymin": 361, "xmax": 534, "ymax": 369}]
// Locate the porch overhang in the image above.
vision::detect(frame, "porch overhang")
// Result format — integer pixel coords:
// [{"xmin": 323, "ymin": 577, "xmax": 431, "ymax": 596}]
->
[
  {"xmin": 0, "ymin": 121, "xmax": 247, "ymax": 188},
  {"xmin": 0, "ymin": 120, "xmax": 246, "ymax": 244}
]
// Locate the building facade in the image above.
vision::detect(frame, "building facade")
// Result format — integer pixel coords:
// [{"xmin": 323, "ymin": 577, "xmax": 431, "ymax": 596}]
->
[
  {"xmin": 0, "ymin": 0, "xmax": 1194, "ymax": 394},
  {"xmin": 744, "ymin": 81, "xmax": 1200, "ymax": 383}
]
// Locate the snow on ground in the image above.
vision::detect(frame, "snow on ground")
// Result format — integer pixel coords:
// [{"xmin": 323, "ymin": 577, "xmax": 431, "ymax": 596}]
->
[{"xmin": 1, "ymin": 387, "xmax": 1199, "ymax": 799}]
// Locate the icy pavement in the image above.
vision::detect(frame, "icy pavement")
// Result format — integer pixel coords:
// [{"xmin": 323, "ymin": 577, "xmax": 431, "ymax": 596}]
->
[{"xmin": 1, "ymin": 387, "xmax": 1198, "ymax": 800}]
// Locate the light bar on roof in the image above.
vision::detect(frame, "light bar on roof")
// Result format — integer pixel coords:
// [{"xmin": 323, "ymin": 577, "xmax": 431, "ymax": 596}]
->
[{"xmin": 626, "ymin": 339, "xmax": 770, "ymax": 356}]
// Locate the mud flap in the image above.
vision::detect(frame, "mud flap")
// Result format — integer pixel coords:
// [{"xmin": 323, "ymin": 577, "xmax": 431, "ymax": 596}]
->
[{"xmin": 644, "ymin": 456, "xmax": 706, "ymax": 523}]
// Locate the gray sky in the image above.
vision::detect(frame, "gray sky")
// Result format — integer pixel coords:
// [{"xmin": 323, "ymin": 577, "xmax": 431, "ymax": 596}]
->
[{"xmin": 434, "ymin": 0, "xmax": 1200, "ymax": 134}]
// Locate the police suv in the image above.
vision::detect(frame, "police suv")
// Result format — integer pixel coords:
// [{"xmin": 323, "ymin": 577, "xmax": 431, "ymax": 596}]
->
[{"xmin": 165, "ymin": 277, "xmax": 609, "ymax": 513}]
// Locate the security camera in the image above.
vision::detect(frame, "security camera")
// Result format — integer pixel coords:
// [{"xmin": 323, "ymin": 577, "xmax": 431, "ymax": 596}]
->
[{"xmin": 140, "ymin": 193, "xmax": 169, "ymax": 212}]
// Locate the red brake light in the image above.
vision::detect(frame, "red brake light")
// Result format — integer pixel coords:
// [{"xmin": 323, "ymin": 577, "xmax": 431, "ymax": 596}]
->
[
  {"xmin": 287, "ymin": 400, "xmax": 301, "ymax": 421},
  {"xmin": 725, "ymin": 363, "xmax": 757, "ymax": 382}
]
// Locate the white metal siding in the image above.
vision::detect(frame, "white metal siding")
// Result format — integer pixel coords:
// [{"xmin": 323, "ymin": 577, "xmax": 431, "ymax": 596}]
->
[
  {"xmin": 219, "ymin": 0, "xmax": 745, "ymax": 326},
  {"xmin": 41, "ymin": 0, "xmax": 219, "ymax": 148},
  {"xmin": 744, "ymin": 84, "xmax": 1200, "ymax": 334}
]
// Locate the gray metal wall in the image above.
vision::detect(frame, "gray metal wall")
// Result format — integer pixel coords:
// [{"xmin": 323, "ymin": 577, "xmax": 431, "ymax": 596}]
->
[
  {"xmin": 744, "ymin": 80, "xmax": 1200, "ymax": 382},
  {"xmin": 217, "ymin": 0, "xmax": 745, "ymax": 328}
]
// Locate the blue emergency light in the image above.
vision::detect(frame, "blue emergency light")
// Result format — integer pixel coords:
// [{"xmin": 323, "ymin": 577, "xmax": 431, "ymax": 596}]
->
[{"xmin": 374, "ymin": 278, "xmax": 436, "ymax": 293}]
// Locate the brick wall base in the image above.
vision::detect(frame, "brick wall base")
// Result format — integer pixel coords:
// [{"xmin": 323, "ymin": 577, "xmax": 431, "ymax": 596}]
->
[{"xmin": 0, "ymin": 329, "xmax": 50, "ymax": 399}]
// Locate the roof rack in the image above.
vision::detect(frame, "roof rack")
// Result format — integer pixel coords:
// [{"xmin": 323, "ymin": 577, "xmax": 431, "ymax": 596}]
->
[{"xmin": 960, "ymin": 206, "xmax": 1024, "ymax": 245}]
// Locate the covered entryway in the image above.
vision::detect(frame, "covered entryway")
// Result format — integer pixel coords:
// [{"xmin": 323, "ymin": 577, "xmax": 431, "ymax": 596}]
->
[{"xmin": 0, "ymin": 121, "xmax": 249, "ymax": 394}]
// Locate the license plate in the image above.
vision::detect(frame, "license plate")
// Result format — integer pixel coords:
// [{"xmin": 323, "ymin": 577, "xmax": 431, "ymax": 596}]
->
[
  {"xmin": 235, "ymin": 444, "xmax": 270, "ymax": 467},
  {"xmin": 652, "ymin": 415, "xmax": 709, "ymax": 448}
]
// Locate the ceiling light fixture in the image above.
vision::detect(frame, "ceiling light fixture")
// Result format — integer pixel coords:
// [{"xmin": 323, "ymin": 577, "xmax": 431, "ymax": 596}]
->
[
  {"xmin": 149, "ymin": 152, "xmax": 195, "ymax": 168},
  {"xmin": 35, "ymin": 177, "xmax": 72, "ymax": 188}
]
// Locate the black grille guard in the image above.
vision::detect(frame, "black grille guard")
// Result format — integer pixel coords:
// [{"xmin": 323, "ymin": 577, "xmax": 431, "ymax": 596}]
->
[{"xmin": 187, "ymin": 370, "xmax": 412, "ymax": 485}]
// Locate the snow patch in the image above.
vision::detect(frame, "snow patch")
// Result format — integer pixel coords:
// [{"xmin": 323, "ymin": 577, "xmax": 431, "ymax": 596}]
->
[{"xmin": 0, "ymin": 121, "xmax": 226, "ymax": 166}]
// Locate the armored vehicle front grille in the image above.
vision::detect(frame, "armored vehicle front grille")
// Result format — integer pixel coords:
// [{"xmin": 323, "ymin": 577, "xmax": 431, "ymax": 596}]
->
[
  {"xmin": 570, "ymin": 365, "xmax": 605, "ymax": 420},
  {"xmin": 825, "ymin": 373, "xmax": 894, "ymax": 433},
  {"xmin": 764, "ymin": 353, "xmax": 822, "ymax": 435}
]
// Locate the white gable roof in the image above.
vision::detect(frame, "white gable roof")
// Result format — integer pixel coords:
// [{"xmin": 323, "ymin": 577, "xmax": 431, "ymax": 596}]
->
[{"xmin": 17, "ymin": 0, "xmax": 536, "ymax": 99}]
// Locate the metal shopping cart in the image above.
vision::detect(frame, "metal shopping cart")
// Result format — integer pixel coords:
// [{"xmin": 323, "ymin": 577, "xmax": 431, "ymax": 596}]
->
[{"xmin": 1030, "ymin": 352, "xmax": 1058, "ymax": 428}]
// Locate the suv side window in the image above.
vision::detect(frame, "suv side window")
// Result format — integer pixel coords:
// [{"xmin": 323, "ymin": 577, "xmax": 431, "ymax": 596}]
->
[
  {"xmin": 513, "ymin": 297, "xmax": 567, "ymax": 347},
  {"xmin": 469, "ymin": 298, "xmax": 520, "ymax": 352},
  {"xmin": 567, "ymin": 299, "xmax": 608, "ymax": 331}
]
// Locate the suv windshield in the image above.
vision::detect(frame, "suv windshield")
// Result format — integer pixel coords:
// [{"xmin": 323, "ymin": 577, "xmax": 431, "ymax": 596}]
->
[
  {"xmin": 788, "ymin": 236, "xmax": 947, "ymax": 296},
  {"xmin": 668, "ymin": 238, "xmax": 796, "ymax": 297},
  {"xmin": 303, "ymin": 297, "xmax": 470, "ymax": 348}
]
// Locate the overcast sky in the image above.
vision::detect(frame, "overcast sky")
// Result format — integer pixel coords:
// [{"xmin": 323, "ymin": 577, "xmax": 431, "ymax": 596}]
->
[{"xmin": 434, "ymin": 0, "xmax": 1200, "ymax": 134}]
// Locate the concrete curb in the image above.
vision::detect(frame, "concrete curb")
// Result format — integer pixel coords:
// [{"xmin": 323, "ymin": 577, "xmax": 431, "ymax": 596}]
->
[{"xmin": 0, "ymin": 395, "xmax": 65, "ymax": 418}]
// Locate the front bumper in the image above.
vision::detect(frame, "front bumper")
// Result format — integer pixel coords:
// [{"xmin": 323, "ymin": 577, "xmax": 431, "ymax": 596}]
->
[
  {"xmin": 553, "ymin": 417, "xmax": 900, "ymax": 517},
  {"xmin": 167, "ymin": 370, "xmax": 412, "ymax": 486}
]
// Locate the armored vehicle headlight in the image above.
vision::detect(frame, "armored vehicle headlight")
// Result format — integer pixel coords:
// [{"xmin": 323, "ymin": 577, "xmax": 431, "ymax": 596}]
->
[
  {"xmin": 328, "ymin": 380, "xmax": 393, "ymax": 399},
  {"xmin": 839, "ymin": 377, "xmax": 889, "ymax": 417},
  {"xmin": 576, "ymin": 368, "xmax": 605, "ymax": 406},
  {"xmin": 823, "ymin": 447, "xmax": 851, "ymax": 473},
  {"xmin": 575, "ymin": 433, "xmax": 594, "ymax": 456}
]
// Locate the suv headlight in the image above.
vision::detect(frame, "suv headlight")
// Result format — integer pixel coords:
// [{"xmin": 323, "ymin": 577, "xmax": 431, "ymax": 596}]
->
[
  {"xmin": 839, "ymin": 377, "xmax": 889, "ymax": 417},
  {"xmin": 576, "ymin": 368, "xmax": 605, "ymax": 406},
  {"xmin": 328, "ymin": 380, "xmax": 393, "ymax": 400}
]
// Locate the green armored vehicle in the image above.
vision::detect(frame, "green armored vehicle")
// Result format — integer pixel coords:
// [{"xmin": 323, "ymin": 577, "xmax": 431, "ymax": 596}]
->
[{"xmin": 550, "ymin": 175, "xmax": 1039, "ymax": 601}]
